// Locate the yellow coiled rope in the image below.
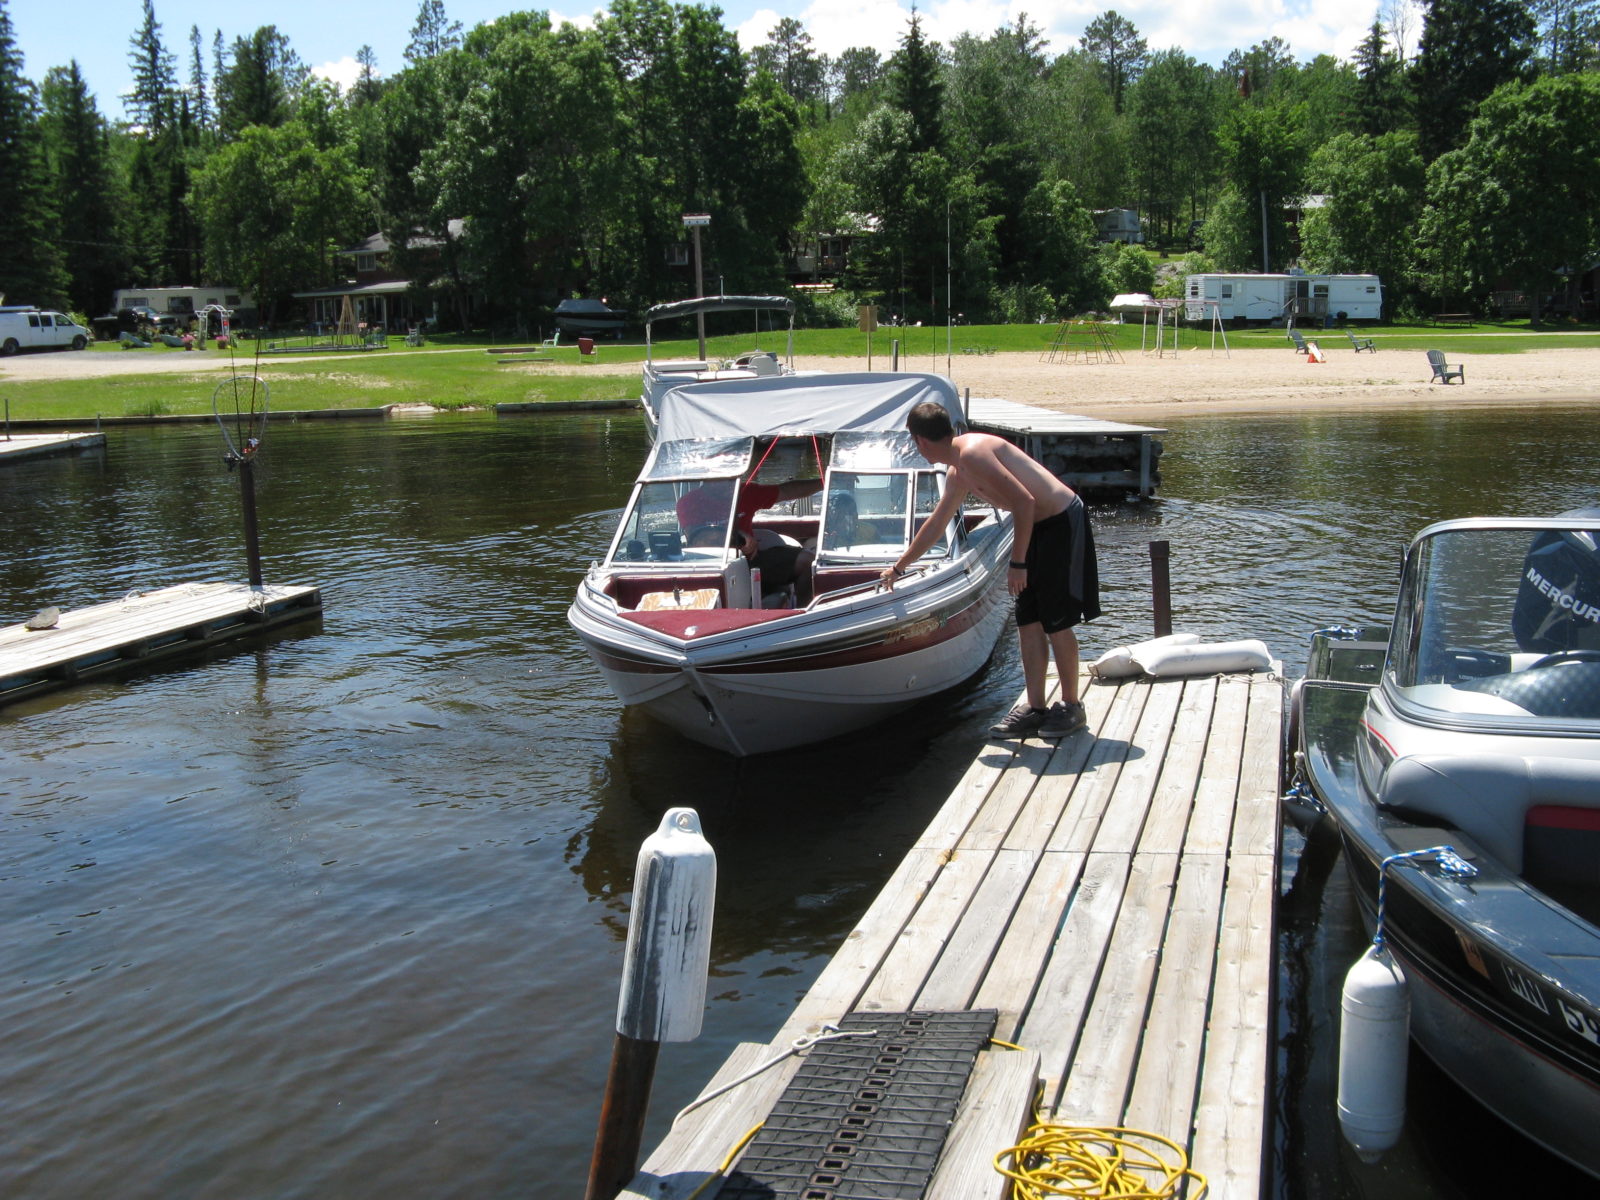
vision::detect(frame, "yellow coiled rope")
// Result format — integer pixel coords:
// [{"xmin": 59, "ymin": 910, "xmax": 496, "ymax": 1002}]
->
[{"xmin": 994, "ymin": 1123, "xmax": 1208, "ymax": 1199}]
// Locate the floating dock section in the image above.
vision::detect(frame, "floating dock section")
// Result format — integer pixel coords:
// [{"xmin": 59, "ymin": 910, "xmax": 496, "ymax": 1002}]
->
[
  {"xmin": 0, "ymin": 582, "xmax": 322, "ymax": 707},
  {"xmin": 965, "ymin": 398, "xmax": 1163, "ymax": 500},
  {"xmin": 623, "ymin": 669, "xmax": 1281, "ymax": 1199},
  {"xmin": 0, "ymin": 431, "xmax": 105, "ymax": 464}
]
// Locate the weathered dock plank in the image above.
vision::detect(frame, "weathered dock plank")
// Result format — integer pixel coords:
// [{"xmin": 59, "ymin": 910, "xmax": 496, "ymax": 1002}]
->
[
  {"xmin": 622, "ymin": 669, "xmax": 1282, "ymax": 1199},
  {"xmin": 0, "ymin": 431, "xmax": 105, "ymax": 463},
  {"xmin": 0, "ymin": 582, "xmax": 322, "ymax": 706}
]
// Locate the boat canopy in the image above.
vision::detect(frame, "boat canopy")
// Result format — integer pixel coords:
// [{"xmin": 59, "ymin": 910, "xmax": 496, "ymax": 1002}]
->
[
  {"xmin": 644, "ymin": 295, "xmax": 794, "ymax": 327},
  {"xmin": 641, "ymin": 372, "xmax": 964, "ymax": 481}
]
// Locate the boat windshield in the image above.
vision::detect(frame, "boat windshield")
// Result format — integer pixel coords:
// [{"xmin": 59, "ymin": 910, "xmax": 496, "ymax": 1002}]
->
[
  {"xmin": 817, "ymin": 470, "xmax": 950, "ymax": 562},
  {"xmin": 1387, "ymin": 520, "xmax": 1600, "ymax": 729}
]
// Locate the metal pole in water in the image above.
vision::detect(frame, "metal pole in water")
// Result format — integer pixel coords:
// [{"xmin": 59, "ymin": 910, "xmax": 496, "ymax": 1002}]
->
[
  {"xmin": 584, "ymin": 807, "xmax": 716, "ymax": 1200},
  {"xmin": 1149, "ymin": 540, "xmax": 1172, "ymax": 637},
  {"xmin": 240, "ymin": 457, "xmax": 264, "ymax": 589}
]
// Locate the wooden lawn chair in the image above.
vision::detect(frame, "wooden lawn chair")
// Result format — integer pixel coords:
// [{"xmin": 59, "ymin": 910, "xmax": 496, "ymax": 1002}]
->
[{"xmin": 1347, "ymin": 331, "xmax": 1377, "ymax": 352}]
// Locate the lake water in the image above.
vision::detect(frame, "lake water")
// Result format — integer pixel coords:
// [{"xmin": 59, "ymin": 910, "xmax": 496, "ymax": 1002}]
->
[{"xmin": 2, "ymin": 402, "xmax": 1597, "ymax": 1198}]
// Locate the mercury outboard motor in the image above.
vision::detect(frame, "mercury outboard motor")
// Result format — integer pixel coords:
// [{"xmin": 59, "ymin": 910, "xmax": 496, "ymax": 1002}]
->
[{"xmin": 1512, "ymin": 505, "xmax": 1600, "ymax": 654}]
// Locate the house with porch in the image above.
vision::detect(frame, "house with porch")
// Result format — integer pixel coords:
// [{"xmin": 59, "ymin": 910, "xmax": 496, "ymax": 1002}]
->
[{"xmin": 293, "ymin": 221, "xmax": 466, "ymax": 333}]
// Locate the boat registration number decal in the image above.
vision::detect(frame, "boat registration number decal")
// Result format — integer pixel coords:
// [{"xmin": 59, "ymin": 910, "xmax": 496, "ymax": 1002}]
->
[
  {"xmin": 1559, "ymin": 999, "xmax": 1600, "ymax": 1047},
  {"xmin": 1503, "ymin": 965, "xmax": 1550, "ymax": 1014}
]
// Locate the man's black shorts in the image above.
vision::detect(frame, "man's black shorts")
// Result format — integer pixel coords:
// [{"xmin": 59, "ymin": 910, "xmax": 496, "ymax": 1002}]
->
[{"xmin": 1015, "ymin": 494, "xmax": 1101, "ymax": 633}]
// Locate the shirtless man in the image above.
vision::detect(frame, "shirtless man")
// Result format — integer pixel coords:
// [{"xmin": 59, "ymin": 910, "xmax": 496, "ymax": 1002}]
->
[{"xmin": 882, "ymin": 400, "xmax": 1101, "ymax": 738}]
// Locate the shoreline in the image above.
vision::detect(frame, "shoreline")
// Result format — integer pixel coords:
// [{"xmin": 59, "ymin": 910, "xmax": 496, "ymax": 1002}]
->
[{"xmin": 3, "ymin": 344, "xmax": 1595, "ymax": 425}]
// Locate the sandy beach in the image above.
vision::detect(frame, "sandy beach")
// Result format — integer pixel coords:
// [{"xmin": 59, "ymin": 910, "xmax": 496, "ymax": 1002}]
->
[{"xmin": 4, "ymin": 341, "xmax": 1596, "ymax": 423}]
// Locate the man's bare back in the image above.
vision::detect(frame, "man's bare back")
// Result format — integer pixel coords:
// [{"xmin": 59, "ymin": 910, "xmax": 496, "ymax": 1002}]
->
[{"xmin": 947, "ymin": 432, "xmax": 1076, "ymax": 523}]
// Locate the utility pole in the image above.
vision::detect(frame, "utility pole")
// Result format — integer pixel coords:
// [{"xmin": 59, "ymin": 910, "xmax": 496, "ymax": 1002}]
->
[{"xmin": 682, "ymin": 213, "xmax": 711, "ymax": 359}]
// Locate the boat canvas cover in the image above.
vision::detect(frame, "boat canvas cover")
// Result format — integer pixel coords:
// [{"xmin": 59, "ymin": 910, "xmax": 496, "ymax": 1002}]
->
[{"xmin": 643, "ymin": 372, "xmax": 963, "ymax": 481}]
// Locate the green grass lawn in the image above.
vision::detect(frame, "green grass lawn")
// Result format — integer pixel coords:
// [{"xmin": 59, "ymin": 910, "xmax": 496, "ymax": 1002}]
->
[{"xmin": 7, "ymin": 318, "xmax": 1599, "ymax": 424}]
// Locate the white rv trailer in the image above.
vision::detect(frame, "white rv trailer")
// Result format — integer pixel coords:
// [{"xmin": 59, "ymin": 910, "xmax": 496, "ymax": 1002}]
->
[
  {"xmin": 112, "ymin": 285, "xmax": 257, "ymax": 324},
  {"xmin": 1183, "ymin": 272, "xmax": 1382, "ymax": 322}
]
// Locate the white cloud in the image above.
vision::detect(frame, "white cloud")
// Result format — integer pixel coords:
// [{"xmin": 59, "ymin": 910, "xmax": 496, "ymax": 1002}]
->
[
  {"xmin": 313, "ymin": 56, "xmax": 365, "ymax": 93},
  {"xmin": 735, "ymin": 0, "xmax": 1379, "ymax": 66}
]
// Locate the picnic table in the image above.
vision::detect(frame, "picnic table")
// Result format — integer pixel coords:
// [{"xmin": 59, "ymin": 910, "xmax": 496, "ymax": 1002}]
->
[{"xmin": 1430, "ymin": 313, "xmax": 1475, "ymax": 326}]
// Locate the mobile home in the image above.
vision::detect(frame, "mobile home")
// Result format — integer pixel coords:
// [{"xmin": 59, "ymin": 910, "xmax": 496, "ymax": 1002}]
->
[
  {"xmin": 1183, "ymin": 272, "xmax": 1382, "ymax": 322},
  {"xmin": 112, "ymin": 285, "xmax": 257, "ymax": 326}
]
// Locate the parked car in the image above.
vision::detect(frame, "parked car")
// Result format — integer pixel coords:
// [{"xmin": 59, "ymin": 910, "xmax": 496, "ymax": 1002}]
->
[{"xmin": 0, "ymin": 306, "xmax": 92, "ymax": 354}]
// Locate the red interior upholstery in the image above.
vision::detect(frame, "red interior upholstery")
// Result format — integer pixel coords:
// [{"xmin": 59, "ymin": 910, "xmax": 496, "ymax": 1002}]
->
[{"xmin": 607, "ymin": 574, "xmax": 725, "ymax": 610}]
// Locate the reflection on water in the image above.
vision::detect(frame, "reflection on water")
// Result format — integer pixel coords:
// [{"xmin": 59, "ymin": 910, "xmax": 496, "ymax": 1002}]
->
[{"xmin": 2, "ymin": 404, "xmax": 1597, "ymax": 1198}]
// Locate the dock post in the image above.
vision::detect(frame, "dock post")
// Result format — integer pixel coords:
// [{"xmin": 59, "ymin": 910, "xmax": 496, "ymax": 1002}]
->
[
  {"xmin": 1150, "ymin": 540, "xmax": 1172, "ymax": 637},
  {"xmin": 4, "ymin": 397, "xmax": 9, "ymax": 441},
  {"xmin": 892, "ymin": 338, "xmax": 900, "ymax": 371},
  {"xmin": 584, "ymin": 808, "xmax": 716, "ymax": 1200},
  {"xmin": 239, "ymin": 457, "xmax": 265, "ymax": 589}
]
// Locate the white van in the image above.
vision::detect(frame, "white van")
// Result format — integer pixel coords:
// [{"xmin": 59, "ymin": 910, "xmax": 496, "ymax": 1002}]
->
[{"xmin": 0, "ymin": 307, "xmax": 92, "ymax": 355}]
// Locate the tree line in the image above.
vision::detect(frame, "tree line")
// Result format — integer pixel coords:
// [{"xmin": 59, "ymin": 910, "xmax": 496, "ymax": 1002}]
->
[{"xmin": 3, "ymin": 0, "xmax": 1600, "ymax": 330}]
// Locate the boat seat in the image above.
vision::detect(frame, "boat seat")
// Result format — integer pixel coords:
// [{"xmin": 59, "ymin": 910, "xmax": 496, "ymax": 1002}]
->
[{"xmin": 1380, "ymin": 753, "xmax": 1600, "ymax": 874}]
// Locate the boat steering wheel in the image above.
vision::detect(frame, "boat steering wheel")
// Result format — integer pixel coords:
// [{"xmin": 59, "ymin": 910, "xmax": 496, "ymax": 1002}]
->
[{"xmin": 1527, "ymin": 649, "xmax": 1600, "ymax": 669}]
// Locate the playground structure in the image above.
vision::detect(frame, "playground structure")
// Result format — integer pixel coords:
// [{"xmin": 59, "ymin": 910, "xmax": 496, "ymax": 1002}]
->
[
  {"xmin": 1041, "ymin": 319, "xmax": 1124, "ymax": 364},
  {"xmin": 262, "ymin": 296, "xmax": 388, "ymax": 354},
  {"xmin": 1139, "ymin": 298, "xmax": 1229, "ymax": 359}
]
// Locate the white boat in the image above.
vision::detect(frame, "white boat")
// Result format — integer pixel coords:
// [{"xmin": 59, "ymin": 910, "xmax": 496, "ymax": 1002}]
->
[
  {"xmin": 1292, "ymin": 510, "xmax": 1600, "ymax": 1176},
  {"xmin": 569, "ymin": 370, "xmax": 1012, "ymax": 756},
  {"xmin": 639, "ymin": 295, "xmax": 813, "ymax": 434}
]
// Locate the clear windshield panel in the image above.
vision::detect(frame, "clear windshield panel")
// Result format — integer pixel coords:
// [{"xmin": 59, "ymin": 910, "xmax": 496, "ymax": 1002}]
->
[
  {"xmin": 608, "ymin": 480, "xmax": 739, "ymax": 564},
  {"xmin": 830, "ymin": 430, "xmax": 926, "ymax": 471},
  {"xmin": 643, "ymin": 437, "xmax": 752, "ymax": 481},
  {"xmin": 817, "ymin": 471, "xmax": 947, "ymax": 561},
  {"xmin": 1389, "ymin": 524, "xmax": 1600, "ymax": 725}
]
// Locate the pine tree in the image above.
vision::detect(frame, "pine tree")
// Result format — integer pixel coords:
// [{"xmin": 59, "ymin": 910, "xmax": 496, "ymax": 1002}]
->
[
  {"xmin": 1081, "ymin": 10, "xmax": 1148, "ymax": 114},
  {"xmin": 1353, "ymin": 20, "xmax": 1402, "ymax": 135},
  {"xmin": 126, "ymin": 0, "xmax": 176, "ymax": 131},
  {"xmin": 888, "ymin": 9, "xmax": 943, "ymax": 153},
  {"xmin": 0, "ymin": 0, "xmax": 69, "ymax": 308},
  {"xmin": 1412, "ymin": 0, "xmax": 1536, "ymax": 160},
  {"xmin": 405, "ymin": 0, "xmax": 463, "ymax": 64},
  {"xmin": 189, "ymin": 24, "xmax": 211, "ymax": 129},
  {"xmin": 40, "ymin": 62, "xmax": 130, "ymax": 313}
]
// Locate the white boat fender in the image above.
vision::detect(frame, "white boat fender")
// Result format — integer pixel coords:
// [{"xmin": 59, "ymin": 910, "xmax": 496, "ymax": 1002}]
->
[
  {"xmin": 1133, "ymin": 637, "xmax": 1273, "ymax": 678},
  {"xmin": 1337, "ymin": 944, "xmax": 1410, "ymax": 1162},
  {"xmin": 615, "ymin": 807, "xmax": 717, "ymax": 1043},
  {"xmin": 1087, "ymin": 633, "xmax": 1201, "ymax": 679}
]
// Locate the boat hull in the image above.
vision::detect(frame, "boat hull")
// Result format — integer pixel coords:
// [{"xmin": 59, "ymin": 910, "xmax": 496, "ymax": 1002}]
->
[
  {"xmin": 1298, "ymin": 672, "xmax": 1600, "ymax": 1179},
  {"xmin": 572, "ymin": 546, "xmax": 1010, "ymax": 756}
]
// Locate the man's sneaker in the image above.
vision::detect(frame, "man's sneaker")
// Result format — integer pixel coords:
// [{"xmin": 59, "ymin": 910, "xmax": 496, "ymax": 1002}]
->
[
  {"xmin": 988, "ymin": 704, "xmax": 1048, "ymax": 738},
  {"xmin": 1039, "ymin": 699, "xmax": 1087, "ymax": 738}
]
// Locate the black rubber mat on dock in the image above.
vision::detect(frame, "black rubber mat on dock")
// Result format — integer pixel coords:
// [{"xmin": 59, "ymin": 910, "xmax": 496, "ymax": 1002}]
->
[{"xmin": 717, "ymin": 1009, "xmax": 997, "ymax": 1200}]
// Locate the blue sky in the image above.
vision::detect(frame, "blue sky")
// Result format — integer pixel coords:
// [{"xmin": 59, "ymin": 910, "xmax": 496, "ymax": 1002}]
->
[{"xmin": 11, "ymin": 0, "xmax": 1388, "ymax": 119}]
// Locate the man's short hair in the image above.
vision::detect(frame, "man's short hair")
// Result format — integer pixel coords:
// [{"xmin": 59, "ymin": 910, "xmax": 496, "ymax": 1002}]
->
[{"xmin": 907, "ymin": 401, "xmax": 955, "ymax": 442}]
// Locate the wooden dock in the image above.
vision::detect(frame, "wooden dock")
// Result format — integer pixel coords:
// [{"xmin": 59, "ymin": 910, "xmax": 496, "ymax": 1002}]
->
[
  {"xmin": 965, "ymin": 398, "xmax": 1164, "ymax": 500},
  {"xmin": 0, "ymin": 582, "xmax": 322, "ymax": 707},
  {"xmin": 0, "ymin": 431, "xmax": 105, "ymax": 463},
  {"xmin": 622, "ymin": 669, "xmax": 1282, "ymax": 1200}
]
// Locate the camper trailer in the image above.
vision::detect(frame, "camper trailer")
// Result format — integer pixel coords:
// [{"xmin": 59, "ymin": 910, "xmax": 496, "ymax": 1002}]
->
[
  {"xmin": 111, "ymin": 286, "xmax": 257, "ymax": 327},
  {"xmin": 1183, "ymin": 272, "xmax": 1382, "ymax": 322}
]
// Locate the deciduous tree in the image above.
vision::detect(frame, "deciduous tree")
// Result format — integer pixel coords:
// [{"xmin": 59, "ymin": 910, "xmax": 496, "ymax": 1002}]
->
[
  {"xmin": 1419, "ymin": 73, "xmax": 1600, "ymax": 321},
  {"xmin": 190, "ymin": 120, "xmax": 372, "ymax": 321}
]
